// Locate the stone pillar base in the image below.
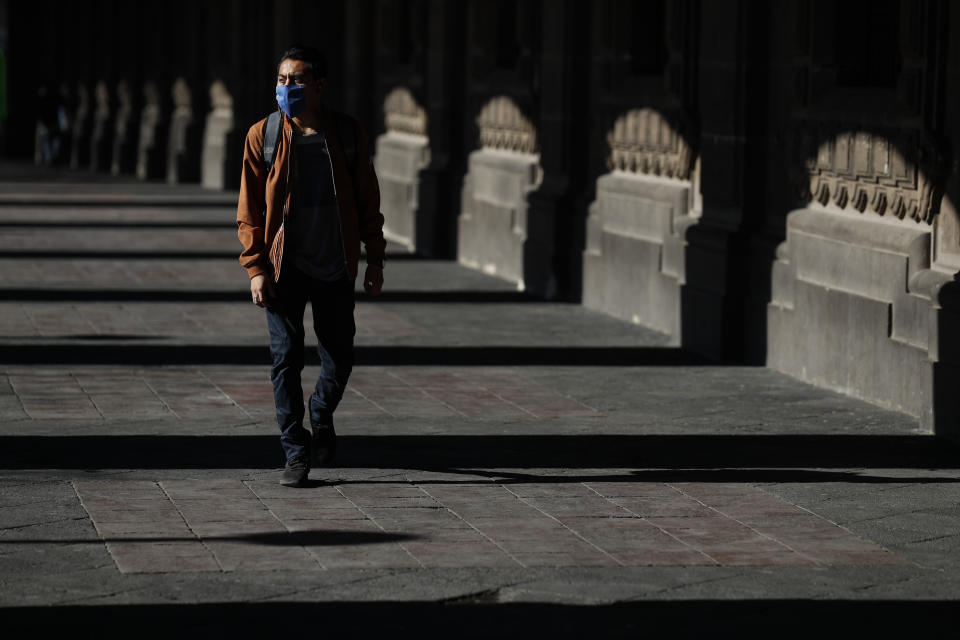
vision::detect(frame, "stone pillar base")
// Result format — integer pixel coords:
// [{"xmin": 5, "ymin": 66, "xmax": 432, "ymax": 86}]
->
[
  {"xmin": 768, "ymin": 208, "xmax": 960, "ymax": 435},
  {"xmin": 582, "ymin": 172, "xmax": 696, "ymax": 343},
  {"xmin": 458, "ymin": 149, "xmax": 542, "ymax": 289},
  {"xmin": 375, "ymin": 132, "xmax": 430, "ymax": 251}
]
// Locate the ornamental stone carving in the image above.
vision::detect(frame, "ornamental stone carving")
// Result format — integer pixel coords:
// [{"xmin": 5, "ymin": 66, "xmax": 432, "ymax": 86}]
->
[
  {"xmin": 607, "ymin": 108, "xmax": 694, "ymax": 180},
  {"xmin": 476, "ymin": 96, "xmax": 537, "ymax": 154},
  {"xmin": 383, "ymin": 87, "xmax": 427, "ymax": 137},
  {"xmin": 805, "ymin": 129, "xmax": 940, "ymax": 225}
]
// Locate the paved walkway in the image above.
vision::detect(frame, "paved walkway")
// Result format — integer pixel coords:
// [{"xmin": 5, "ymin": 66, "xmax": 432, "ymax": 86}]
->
[{"xmin": 1, "ymin": 164, "xmax": 959, "ymax": 635}]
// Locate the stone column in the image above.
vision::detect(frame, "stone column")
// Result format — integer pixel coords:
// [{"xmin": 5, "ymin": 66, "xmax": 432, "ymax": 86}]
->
[
  {"xmin": 766, "ymin": 0, "xmax": 958, "ymax": 435},
  {"xmin": 457, "ymin": 0, "xmax": 546, "ymax": 293},
  {"xmin": 680, "ymin": 0, "xmax": 752, "ymax": 361},
  {"xmin": 414, "ymin": 0, "xmax": 466, "ymax": 258},
  {"xmin": 200, "ymin": 80, "xmax": 234, "ymax": 190},
  {"xmin": 136, "ymin": 82, "xmax": 166, "ymax": 180},
  {"xmin": 522, "ymin": 0, "xmax": 579, "ymax": 299},
  {"xmin": 375, "ymin": 88, "xmax": 430, "ymax": 250},
  {"xmin": 89, "ymin": 80, "xmax": 113, "ymax": 173},
  {"xmin": 581, "ymin": 0, "xmax": 701, "ymax": 341},
  {"xmin": 110, "ymin": 80, "xmax": 138, "ymax": 175},
  {"xmin": 69, "ymin": 84, "xmax": 92, "ymax": 170},
  {"xmin": 583, "ymin": 110, "xmax": 699, "ymax": 341},
  {"xmin": 458, "ymin": 96, "xmax": 543, "ymax": 290},
  {"xmin": 166, "ymin": 77, "xmax": 200, "ymax": 184}
]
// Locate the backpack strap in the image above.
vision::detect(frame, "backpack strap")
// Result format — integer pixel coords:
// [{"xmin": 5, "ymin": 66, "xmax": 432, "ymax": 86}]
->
[{"xmin": 261, "ymin": 110, "xmax": 283, "ymax": 169}]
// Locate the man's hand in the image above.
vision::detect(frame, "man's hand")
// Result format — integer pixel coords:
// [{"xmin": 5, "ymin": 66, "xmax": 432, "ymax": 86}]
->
[
  {"xmin": 363, "ymin": 264, "xmax": 384, "ymax": 295},
  {"xmin": 250, "ymin": 274, "xmax": 275, "ymax": 308}
]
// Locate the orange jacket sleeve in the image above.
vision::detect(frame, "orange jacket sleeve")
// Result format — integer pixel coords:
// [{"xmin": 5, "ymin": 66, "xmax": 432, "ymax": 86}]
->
[{"xmin": 236, "ymin": 122, "xmax": 270, "ymax": 280}]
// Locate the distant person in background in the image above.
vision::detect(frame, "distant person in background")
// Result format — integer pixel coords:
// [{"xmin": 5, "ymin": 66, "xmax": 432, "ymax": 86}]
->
[
  {"xmin": 236, "ymin": 45, "xmax": 386, "ymax": 487},
  {"xmin": 34, "ymin": 84, "xmax": 70, "ymax": 166}
]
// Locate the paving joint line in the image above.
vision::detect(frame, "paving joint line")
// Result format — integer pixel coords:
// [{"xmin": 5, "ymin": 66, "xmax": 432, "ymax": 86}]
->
[
  {"xmin": 156, "ymin": 481, "xmax": 225, "ymax": 572},
  {"xmin": 333, "ymin": 485, "xmax": 425, "ymax": 568},
  {"xmin": 385, "ymin": 369, "xmax": 469, "ymax": 418},
  {"xmin": 849, "ymin": 573, "xmax": 924, "ymax": 595},
  {"xmin": 141, "ymin": 375, "xmax": 181, "ymax": 419},
  {"xmin": 582, "ymin": 482, "xmax": 719, "ymax": 565},
  {"xmin": 76, "ymin": 302, "xmax": 102, "ymax": 337},
  {"xmin": 198, "ymin": 370, "xmax": 255, "ymax": 420},
  {"xmin": 755, "ymin": 483, "xmax": 919, "ymax": 565},
  {"xmin": 665, "ymin": 482, "xmax": 824, "ymax": 566},
  {"xmin": 2, "ymin": 373, "xmax": 30, "ymax": 419},
  {"xmin": 522, "ymin": 372, "xmax": 602, "ymax": 413},
  {"xmin": 252, "ymin": 567, "xmax": 421, "ymax": 603},
  {"xmin": 485, "ymin": 389, "xmax": 539, "ymax": 419},
  {"xmin": 902, "ymin": 532, "xmax": 960, "ymax": 545},
  {"xmin": 500, "ymin": 484, "xmax": 625, "ymax": 566},
  {"xmin": 18, "ymin": 304, "xmax": 42, "ymax": 339},
  {"xmin": 69, "ymin": 372, "xmax": 105, "ymax": 419},
  {"xmin": 414, "ymin": 482, "xmax": 527, "ymax": 568},
  {"xmin": 69, "ymin": 481, "xmax": 116, "ymax": 571},
  {"xmin": 242, "ymin": 480, "xmax": 327, "ymax": 570},
  {"xmin": 55, "ymin": 584, "xmax": 158, "ymax": 607},
  {"xmin": 629, "ymin": 570, "xmax": 750, "ymax": 600},
  {"xmin": 0, "ymin": 515, "xmax": 89, "ymax": 532},
  {"xmin": 348, "ymin": 385, "xmax": 396, "ymax": 418}
]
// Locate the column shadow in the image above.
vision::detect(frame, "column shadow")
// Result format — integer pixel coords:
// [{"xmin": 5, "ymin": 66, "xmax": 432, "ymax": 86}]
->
[{"xmin": 1, "ymin": 434, "xmax": 957, "ymax": 473}]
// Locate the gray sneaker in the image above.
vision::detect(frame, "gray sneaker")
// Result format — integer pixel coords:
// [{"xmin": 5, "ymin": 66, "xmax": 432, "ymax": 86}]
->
[{"xmin": 280, "ymin": 455, "xmax": 310, "ymax": 487}]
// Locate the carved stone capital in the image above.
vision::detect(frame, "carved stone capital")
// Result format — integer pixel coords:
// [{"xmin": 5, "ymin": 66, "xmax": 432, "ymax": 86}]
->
[
  {"xmin": 804, "ymin": 127, "xmax": 942, "ymax": 225},
  {"xmin": 476, "ymin": 96, "xmax": 537, "ymax": 154},
  {"xmin": 606, "ymin": 108, "xmax": 694, "ymax": 180},
  {"xmin": 383, "ymin": 88, "xmax": 427, "ymax": 137}
]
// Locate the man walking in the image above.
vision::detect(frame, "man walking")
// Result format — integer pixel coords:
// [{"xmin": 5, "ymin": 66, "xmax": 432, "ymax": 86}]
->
[{"xmin": 237, "ymin": 45, "xmax": 386, "ymax": 487}]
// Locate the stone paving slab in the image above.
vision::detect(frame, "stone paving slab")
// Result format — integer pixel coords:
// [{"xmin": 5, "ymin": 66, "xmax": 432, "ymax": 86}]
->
[{"xmin": 2, "ymin": 166, "xmax": 960, "ymax": 631}]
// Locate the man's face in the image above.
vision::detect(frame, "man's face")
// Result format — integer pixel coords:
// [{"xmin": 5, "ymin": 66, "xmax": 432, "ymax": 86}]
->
[{"xmin": 277, "ymin": 58, "xmax": 324, "ymax": 114}]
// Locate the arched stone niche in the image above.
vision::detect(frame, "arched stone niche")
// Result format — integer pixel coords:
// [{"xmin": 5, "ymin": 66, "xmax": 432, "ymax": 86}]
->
[
  {"xmin": 768, "ymin": 128, "xmax": 959, "ymax": 432},
  {"xmin": 374, "ymin": 87, "xmax": 430, "ymax": 251},
  {"xmin": 200, "ymin": 80, "xmax": 234, "ymax": 190},
  {"xmin": 166, "ymin": 78, "xmax": 198, "ymax": 184},
  {"xmin": 582, "ymin": 108, "xmax": 700, "ymax": 342},
  {"xmin": 135, "ymin": 82, "xmax": 163, "ymax": 180},
  {"xmin": 458, "ymin": 96, "xmax": 543, "ymax": 291},
  {"xmin": 89, "ymin": 80, "xmax": 112, "ymax": 172}
]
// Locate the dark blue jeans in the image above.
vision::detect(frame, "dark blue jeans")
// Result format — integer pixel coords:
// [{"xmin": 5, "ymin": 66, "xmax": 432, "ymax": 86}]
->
[{"xmin": 266, "ymin": 265, "xmax": 355, "ymax": 461}]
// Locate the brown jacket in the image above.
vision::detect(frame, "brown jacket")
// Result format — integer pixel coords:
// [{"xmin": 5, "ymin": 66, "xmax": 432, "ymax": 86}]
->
[{"xmin": 236, "ymin": 108, "xmax": 386, "ymax": 282}]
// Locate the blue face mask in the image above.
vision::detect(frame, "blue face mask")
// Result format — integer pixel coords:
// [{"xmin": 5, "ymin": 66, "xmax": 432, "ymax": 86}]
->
[{"xmin": 275, "ymin": 84, "xmax": 306, "ymax": 118}]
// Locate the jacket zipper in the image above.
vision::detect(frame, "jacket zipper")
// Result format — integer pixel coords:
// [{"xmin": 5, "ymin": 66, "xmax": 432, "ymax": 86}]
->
[
  {"xmin": 323, "ymin": 131, "xmax": 350, "ymax": 277},
  {"xmin": 274, "ymin": 126, "xmax": 293, "ymax": 284}
]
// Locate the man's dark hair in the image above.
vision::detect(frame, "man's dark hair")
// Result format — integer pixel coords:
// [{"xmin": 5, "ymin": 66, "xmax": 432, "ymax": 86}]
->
[{"xmin": 277, "ymin": 45, "xmax": 327, "ymax": 80}]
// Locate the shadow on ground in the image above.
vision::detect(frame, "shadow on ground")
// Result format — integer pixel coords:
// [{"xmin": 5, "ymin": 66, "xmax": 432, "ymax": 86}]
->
[
  {"xmin": 0, "ymin": 345, "xmax": 704, "ymax": 366},
  {"xmin": 0, "ymin": 530, "xmax": 418, "ymax": 546},
  {"xmin": 3, "ymin": 600, "xmax": 957, "ymax": 639},
  {"xmin": 2, "ymin": 434, "xmax": 957, "ymax": 474},
  {"xmin": 0, "ymin": 289, "xmax": 539, "ymax": 303}
]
